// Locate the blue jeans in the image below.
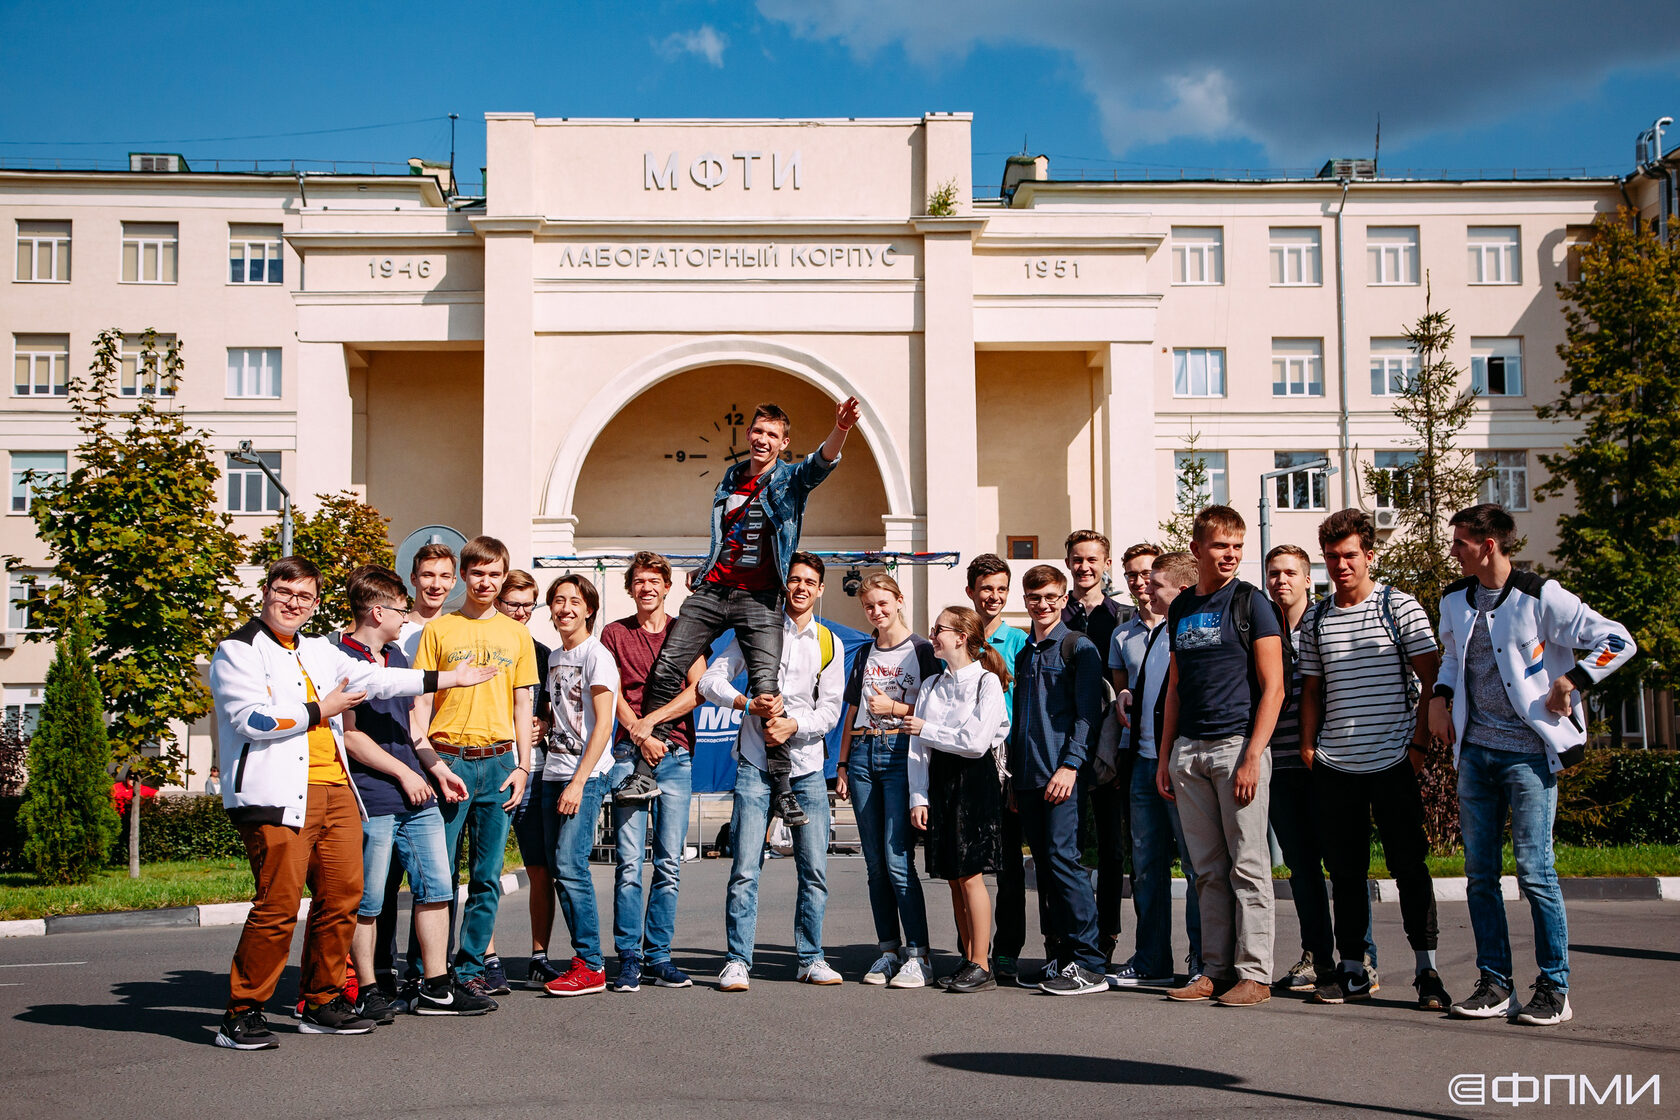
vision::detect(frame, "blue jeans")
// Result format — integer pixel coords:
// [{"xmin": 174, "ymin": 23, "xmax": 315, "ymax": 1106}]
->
[
  {"xmin": 725, "ymin": 763, "xmax": 830, "ymax": 969},
  {"xmin": 846, "ymin": 732, "xmax": 928, "ymax": 950},
  {"xmin": 1458, "ymin": 743, "xmax": 1569, "ymax": 991},
  {"xmin": 359, "ymin": 805, "xmax": 452, "ymax": 915},
  {"xmin": 543, "ymin": 773, "xmax": 610, "ymax": 971},
  {"xmin": 437, "ymin": 751, "xmax": 516, "ymax": 982},
  {"xmin": 1016, "ymin": 779, "xmax": 1103, "ymax": 972},
  {"xmin": 609, "ymin": 751, "xmax": 693, "ymax": 963},
  {"xmin": 1128, "ymin": 754, "xmax": 1202, "ymax": 977}
]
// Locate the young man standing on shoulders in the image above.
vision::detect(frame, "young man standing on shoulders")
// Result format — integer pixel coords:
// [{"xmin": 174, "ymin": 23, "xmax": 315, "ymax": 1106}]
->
[
  {"xmin": 616, "ymin": 397, "xmax": 861, "ymax": 831},
  {"xmin": 1010, "ymin": 565, "xmax": 1106, "ymax": 996},
  {"xmin": 962, "ymin": 554, "xmax": 1033, "ymax": 986},
  {"xmin": 706, "ymin": 552, "xmax": 846, "ymax": 991},
  {"xmin": 1298, "ymin": 508, "xmax": 1447, "ymax": 1011},
  {"xmin": 1159, "ymin": 506, "xmax": 1283, "ymax": 1009},
  {"xmin": 409, "ymin": 536, "xmax": 538, "ymax": 1004},
  {"xmin": 601, "ymin": 551, "xmax": 708, "ymax": 992},
  {"xmin": 1434, "ymin": 504, "xmax": 1634, "ymax": 1027}
]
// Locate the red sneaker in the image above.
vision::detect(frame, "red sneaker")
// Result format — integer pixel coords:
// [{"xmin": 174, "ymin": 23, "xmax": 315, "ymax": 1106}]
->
[{"xmin": 542, "ymin": 957, "xmax": 606, "ymax": 997}]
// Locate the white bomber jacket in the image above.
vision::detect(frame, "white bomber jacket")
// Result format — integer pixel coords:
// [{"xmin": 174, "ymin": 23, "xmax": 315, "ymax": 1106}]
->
[
  {"xmin": 1434, "ymin": 571, "xmax": 1635, "ymax": 773},
  {"xmin": 209, "ymin": 618, "xmax": 437, "ymax": 828}
]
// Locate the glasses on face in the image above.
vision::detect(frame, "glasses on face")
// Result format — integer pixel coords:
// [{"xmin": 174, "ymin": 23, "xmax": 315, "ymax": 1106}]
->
[
  {"xmin": 376, "ymin": 602, "xmax": 411, "ymax": 619},
  {"xmin": 929, "ymin": 624, "xmax": 962, "ymax": 638},
  {"xmin": 497, "ymin": 599, "xmax": 536, "ymax": 616},
  {"xmin": 269, "ymin": 587, "xmax": 317, "ymax": 607},
  {"xmin": 1124, "ymin": 569, "xmax": 1152, "ymax": 584},
  {"xmin": 1023, "ymin": 593, "xmax": 1064, "ymax": 606}
]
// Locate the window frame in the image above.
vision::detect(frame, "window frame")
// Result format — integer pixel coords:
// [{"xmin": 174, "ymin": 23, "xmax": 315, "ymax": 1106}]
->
[
  {"xmin": 1272, "ymin": 451, "xmax": 1330, "ymax": 512},
  {"xmin": 226, "ymin": 348, "xmax": 282, "ymax": 399},
  {"xmin": 1268, "ymin": 227, "xmax": 1322, "ymax": 286},
  {"xmin": 1467, "ymin": 225, "xmax": 1522, "ymax": 285},
  {"xmin": 13, "ymin": 334, "xmax": 70, "ymax": 398},
  {"xmin": 1372, "ymin": 450, "xmax": 1418, "ymax": 511},
  {"xmin": 1470, "ymin": 337, "xmax": 1525, "ymax": 398},
  {"xmin": 1477, "ymin": 449, "xmax": 1529, "ymax": 511},
  {"xmin": 119, "ymin": 334, "xmax": 178, "ymax": 397},
  {"xmin": 1369, "ymin": 338, "xmax": 1417, "ymax": 398},
  {"xmin": 15, "ymin": 221, "xmax": 71, "ymax": 283},
  {"xmin": 225, "ymin": 450, "xmax": 283, "ymax": 515},
  {"xmin": 1271, "ymin": 338, "xmax": 1325, "ymax": 398},
  {"xmin": 9, "ymin": 451, "xmax": 65, "ymax": 515},
  {"xmin": 1172, "ymin": 347, "xmax": 1227, "ymax": 399},
  {"xmin": 1367, "ymin": 226, "xmax": 1421, "ymax": 286},
  {"xmin": 1175, "ymin": 449, "xmax": 1229, "ymax": 508},
  {"xmin": 1171, "ymin": 226, "xmax": 1225, "ymax": 286},
  {"xmin": 6, "ymin": 569, "xmax": 57, "ymax": 633},
  {"xmin": 228, "ymin": 226, "xmax": 284, "ymax": 285},
  {"xmin": 119, "ymin": 222, "xmax": 179, "ymax": 285},
  {"xmin": 1006, "ymin": 536, "xmax": 1038, "ymax": 560}
]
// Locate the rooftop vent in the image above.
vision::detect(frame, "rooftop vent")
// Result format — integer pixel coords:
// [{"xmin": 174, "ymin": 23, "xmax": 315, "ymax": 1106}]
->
[
  {"xmin": 130, "ymin": 153, "xmax": 189, "ymax": 173},
  {"xmin": 1317, "ymin": 158, "xmax": 1376, "ymax": 180}
]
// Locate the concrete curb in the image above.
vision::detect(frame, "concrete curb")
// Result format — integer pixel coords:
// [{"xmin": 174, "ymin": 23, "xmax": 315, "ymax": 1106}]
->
[{"xmin": 2, "ymin": 870, "xmax": 529, "ymax": 938}]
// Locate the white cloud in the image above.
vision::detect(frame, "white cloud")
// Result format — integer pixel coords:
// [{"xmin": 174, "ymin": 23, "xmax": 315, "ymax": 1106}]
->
[
  {"xmin": 655, "ymin": 25, "xmax": 729, "ymax": 68},
  {"xmin": 758, "ymin": 0, "xmax": 1680, "ymax": 161}
]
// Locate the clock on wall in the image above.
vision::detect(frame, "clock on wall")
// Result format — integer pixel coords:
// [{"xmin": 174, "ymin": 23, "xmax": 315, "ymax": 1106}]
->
[{"xmin": 666, "ymin": 404, "xmax": 791, "ymax": 479}]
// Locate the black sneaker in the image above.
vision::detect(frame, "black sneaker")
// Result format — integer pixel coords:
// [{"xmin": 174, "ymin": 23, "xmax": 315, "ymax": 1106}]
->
[
  {"xmin": 1020, "ymin": 960, "xmax": 1059, "ymax": 989},
  {"xmin": 298, "ymin": 995, "xmax": 376, "ymax": 1035},
  {"xmin": 932, "ymin": 961, "xmax": 968, "ymax": 990},
  {"xmin": 526, "ymin": 956, "xmax": 563, "ymax": 990},
  {"xmin": 1413, "ymin": 968, "xmax": 1452, "ymax": 1011},
  {"xmin": 460, "ymin": 976, "xmax": 501, "ymax": 1011},
  {"xmin": 483, "ymin": 955, "xmax": 512, "ymax": 995},
  {"xmin": 1448, "ymin": 976, "xmax": 1515, "ymax": 1020},
  {"xmin": 992, "ymin": 955, "xmax": 1018, "ymax": 985},
  {"xmin": 355, "ymin": 987, "xmax": 398, "ymax": 1025},
  {"xmin": 613, "ymin": 771, "xmax": 660, "ymax": 805},
  {"xmin": 949, "ymin": 962, "xmax": 997, "ymax": 994},
  {"xmin": 1277, "ymin": 952, "xmax": 1317, "ymax": 992},
  {"xmin": 415, "ymin": 976, "xmax": 496, "ymax": 1016},
  {"xmin": 1040, "ymin": 962, "xmax": 1106, "ymax": 996},
  {"xmin": 1514, "ymin": 976, "xmax": 1572, "ymax": 1026},
  {"xmin": 772, "ymin": 790, "xmax": 809, "ymax": 828},
  {"xmin": 215, "ymin": 1008, "xmax": 278, "ymax": 1050},
  {"xmin": 391, "ymin": 979, "xmax": 421, "ymax": 1014},
  {"xmin": 1313, "ymin": 966, "xmax": 1373, "ymax": 1004}
]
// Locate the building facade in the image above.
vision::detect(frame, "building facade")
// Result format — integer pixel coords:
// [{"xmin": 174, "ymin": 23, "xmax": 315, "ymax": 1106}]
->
[{"xmin": 3, "ymin": 113, "xmax": 1672, "ymax": 777}]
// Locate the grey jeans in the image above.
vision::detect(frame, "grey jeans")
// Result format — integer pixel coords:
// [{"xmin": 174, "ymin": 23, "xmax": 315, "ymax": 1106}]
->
[{"xmin": 1169, "ymin": 735, "xmax": 1275, "ymax": 984}]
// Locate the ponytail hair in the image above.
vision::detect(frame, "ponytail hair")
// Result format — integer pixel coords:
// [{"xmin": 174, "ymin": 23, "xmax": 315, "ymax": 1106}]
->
[{"xmin": 938, "ymin": 606, "xmax": 1013, "ymax": 692}]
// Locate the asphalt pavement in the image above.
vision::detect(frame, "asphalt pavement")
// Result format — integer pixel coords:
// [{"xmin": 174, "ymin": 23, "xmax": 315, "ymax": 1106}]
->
[{"xmin": 2, "ymin": 857, "xmax": 1676, "ymax": 1118}]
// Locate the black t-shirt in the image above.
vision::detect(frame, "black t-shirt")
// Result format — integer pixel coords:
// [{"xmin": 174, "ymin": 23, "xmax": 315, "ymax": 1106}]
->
[
  {"xmin": 1168, "ymin": 580, "xmax": 1281, "ymax": 741},
  {"xmin": 332, "ymin": 635, "xmax": 434, "ymax": 817}
]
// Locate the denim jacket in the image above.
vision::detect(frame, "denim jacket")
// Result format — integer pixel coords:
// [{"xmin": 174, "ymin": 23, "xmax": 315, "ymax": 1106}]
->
[{"xmin": 691, "ymin": 449, "xmax": 841, "ymax": 589}]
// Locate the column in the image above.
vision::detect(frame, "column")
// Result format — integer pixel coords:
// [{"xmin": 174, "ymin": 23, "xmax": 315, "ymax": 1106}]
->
[
  {"xmin": 291, "ymin": 340, "xmax": 352, "ymax": 512},
  {"xmin": 1095, "ymin": 341, "xmax": 1158, "ymax": 547},
  {"xmin": 918, "ymin": 225, "xmax": 982, "ymax": 616}
]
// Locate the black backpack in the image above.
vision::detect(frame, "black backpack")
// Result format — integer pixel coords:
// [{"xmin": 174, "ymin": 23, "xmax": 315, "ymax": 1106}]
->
[{"xmin": 1169, "ymin": 579, "xmax": 1295, "ymax": 715}]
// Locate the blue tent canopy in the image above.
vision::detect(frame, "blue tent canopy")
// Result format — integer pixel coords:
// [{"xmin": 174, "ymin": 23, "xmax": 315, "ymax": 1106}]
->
[{"xmin": 690, "ymin": 616, "xmax": 873, "ymax": 793}]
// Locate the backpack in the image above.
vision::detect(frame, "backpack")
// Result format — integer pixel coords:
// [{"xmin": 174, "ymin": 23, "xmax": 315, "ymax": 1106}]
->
[
  {"xmin": 1167, "ymin": 578, "xmax": 1294, "ymax": 719},
  {"xmin": 1308, "ymin": 584, "xmax": 1419, "ymax": 707},
  {"xmin": 1058, "ymin": 631, "xmax": 1124, "ymax": 785},
  {"xmin": 812, "ymin": 621, "xmax": 836, "ymax": 701}
]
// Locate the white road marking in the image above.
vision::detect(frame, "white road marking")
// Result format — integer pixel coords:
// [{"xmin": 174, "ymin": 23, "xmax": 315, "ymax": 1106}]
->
[{"xmin": 0, "ymin": 961, "xmax": 88, "ymax": 968}]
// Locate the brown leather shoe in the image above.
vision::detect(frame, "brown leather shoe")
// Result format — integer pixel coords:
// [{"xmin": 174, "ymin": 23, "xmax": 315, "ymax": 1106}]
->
[
  {"xmin": 1216, "ymin": 979, "xmax": 1272, "ymax": 1007},
  {"xmin": 1166, "ymin": 975, "xmax": 1216, "ymax": 1002}
]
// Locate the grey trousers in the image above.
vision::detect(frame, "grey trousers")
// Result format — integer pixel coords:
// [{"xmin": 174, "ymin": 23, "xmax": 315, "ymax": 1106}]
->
[{"xmin": 1169, "ymin": 735, "xmax": 1275, "ymax": 984}]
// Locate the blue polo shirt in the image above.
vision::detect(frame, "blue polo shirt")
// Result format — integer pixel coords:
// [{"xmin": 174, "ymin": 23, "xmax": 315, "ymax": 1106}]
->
[
  {"xmin": 986, "ymin": 621, "xmax": 1029, "ymax": 712},
  {"xmin": 332, "ymin": 634, "xmax": 434, "ymax": 817}
]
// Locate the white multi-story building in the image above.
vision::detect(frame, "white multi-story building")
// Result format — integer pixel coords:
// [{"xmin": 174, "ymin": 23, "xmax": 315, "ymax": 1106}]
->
[{"xmin": 3, "ymin": 115, "xmax": 1674, "ymax": 776}]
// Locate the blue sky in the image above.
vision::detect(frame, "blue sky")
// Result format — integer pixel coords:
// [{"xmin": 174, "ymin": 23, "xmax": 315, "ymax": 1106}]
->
[{"xmin": 4, "ymin": 0, "xmax": 1679, "ymax": 195}]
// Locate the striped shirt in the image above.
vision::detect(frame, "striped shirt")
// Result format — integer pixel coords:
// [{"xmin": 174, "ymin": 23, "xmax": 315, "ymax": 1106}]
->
[
  {"xmin": 1297, "ymin": 584, "xmax": 1436, "ymax": 773},
  {"xmin": 1270, "ymin": 621, "xmax": 1306, "ymax": 769}
]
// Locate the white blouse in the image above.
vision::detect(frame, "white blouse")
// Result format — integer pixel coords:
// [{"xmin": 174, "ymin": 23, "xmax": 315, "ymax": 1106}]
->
[{"xmin": 907, "ymin": 660, "xmax": 1011, "ymax": 809}]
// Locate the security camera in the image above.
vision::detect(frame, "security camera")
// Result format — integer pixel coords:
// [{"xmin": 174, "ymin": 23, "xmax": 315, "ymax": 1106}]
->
[
  {"xmin": 842, "ymin": 567, "xmax": 863, "ymax": 597},
  {"xmin": 237, "ymin": 439, "xmax": 253, "ymax": 454}
]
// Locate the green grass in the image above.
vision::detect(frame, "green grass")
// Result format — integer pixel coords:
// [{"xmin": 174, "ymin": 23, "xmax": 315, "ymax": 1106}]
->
[
  {"xmin": 1138, "ymin": 843, "xmax": 1680, "ymax": 880},
  {"xmin": 0, "ymin": 860, "xmax": 258, "ymax": 921}
]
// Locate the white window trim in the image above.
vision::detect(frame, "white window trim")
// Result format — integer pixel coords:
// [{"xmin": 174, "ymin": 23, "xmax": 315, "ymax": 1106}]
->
[
  {"xmin": 228, "ymin": 237, "xmax": 284, "ymax": 285},
  {"xmin": 13, "ymin": 340, "xmax": 69, "ymax": 398},
  {"xmin": 1172, "ymin": 348, "xmax": 1227, "ymax": 399},
  {"xmin": 1372, "ymin": 451, "xmax": 1418, "ymax": 511},
  {"xmin": 1368, "ymin": 228, "xmax": 1421, "ymax": 286},
  {"xmin": 10, "ymin": 453, "xmax": 65, "ymax": 515},
  {"xmin": 1171, "ymin": 229, "xmax": 1224, "ymax": 286},
  {"xmin": 120, "ymin": 227, "xmax": 178, "ymax": 285},
  {"xmin": 1477, "ymin": 450, "xmax": 1530, "ymax": 511},
  {"xmin": 226, "ymin": 348, "xmax": 282, "ymax": 399},
  {"xmin": 1470, "ymin": 340, "xmax": 1525, "ymax": 398},
  {"xmin": 1369, "ymin": 343, "xmax": 1417, "ymax": 398},
  {"xmin": 6, "ymin": 570, "xmax": 57, "ymax": 632},
  {"xmin": 119, "ymin": 339, "xmax": 177, "ymax": 397},
  {"xmin": 1273, "ymin": 453, "xmax": 1330, "ymax": 511},
  {"xmin": 1268, "ymin": 229, "xmax": 1322, "ymax": 287},
  {"xmin": 225, "ymin": 451, "xmax": 282, "ymax": 515},
  {"xmin": 1272, "ymin": 342, "xmax": 1325, "ymax": 398},
  {"xmin": 1175, "ymin": 450, "xmax": 1229, "ymax": 507},
  {"xmin": 15, "ymin": 227, "xmax": 71, "ymax": 283},
  {"xmin": 1467, "ymin": 228, "xmax": 1522, "ymax": 286}
]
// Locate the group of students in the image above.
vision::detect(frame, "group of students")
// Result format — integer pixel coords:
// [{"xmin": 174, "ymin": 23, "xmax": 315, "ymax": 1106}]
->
[{"xmin": 206, "ymin": 395, "xmax": 1633, "ymax": 1051}]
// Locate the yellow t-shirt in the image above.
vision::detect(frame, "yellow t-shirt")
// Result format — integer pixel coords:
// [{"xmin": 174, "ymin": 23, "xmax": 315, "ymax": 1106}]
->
[
  {"xmin": 413, "ymin": 611, "xmax": 537, "ymax": 747},
  {"xmin": 276, "ymin": 633, "xmax": 346, "ymax": 786}
]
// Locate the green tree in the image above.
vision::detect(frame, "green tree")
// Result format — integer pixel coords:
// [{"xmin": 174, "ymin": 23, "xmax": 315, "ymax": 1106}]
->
[
  {"xmin": 1538, "ymin": 208, "xmax": 1678, "ymax": 744},
  {"xmin": 1159, "ymin": 431, "xmax": 1212, "ymax": 550},
  {"xmin": 248, "ymin": 491, "xmax": 395, "ymax": 632},
  {"xmin": 22, "ymin": 329, "xmax": 247, "ymax": 876},
  {"xmin": 1367, "ymin": 281, "xmax": 1492, "ymax": 627},
  {"xmin": 17, "ymin": 618, "xmax": 120, "ymax": 883}
]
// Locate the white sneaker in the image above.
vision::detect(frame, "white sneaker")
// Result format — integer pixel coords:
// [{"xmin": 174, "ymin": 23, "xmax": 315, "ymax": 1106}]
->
[
  {"xmin": 797, "ymin": 959, "xmax": 843, "ymax": 985},
  {"xmin": 888, "ymin": 955, "xmax": 928, "ymax": 989},
  {"xmin": 717, "ymin": 961, "xmax": 750, "ymax": 992},
  {"xmin": 862, "ymin": 954, "xmax": 899, "ymax": 986}
]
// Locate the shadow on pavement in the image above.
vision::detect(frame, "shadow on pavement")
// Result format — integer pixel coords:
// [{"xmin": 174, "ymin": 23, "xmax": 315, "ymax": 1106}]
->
[
  {"xmin": 1570, "ymin": 941, "xmax": 1680, "ymax": 963},
  {"xmin": 925, "ymin": 1052, "xmax": 1462, "ymax": 1119},
  {"xmin": 14, "ymin": 967, "xmax": 288, "ymax": 1046}
]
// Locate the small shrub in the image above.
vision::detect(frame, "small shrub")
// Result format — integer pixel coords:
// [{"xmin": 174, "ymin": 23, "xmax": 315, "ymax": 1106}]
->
[
  {"xmin": 926, "ymin": 179, "xmax": 959, "ymax": 217},
  {"xmin": 1558, "ymin": 748, "xmax": 1680, "ymax": 846},
  {"xmin": 110, "ymin": 793, "xmax": 244, "ymax": 863}
]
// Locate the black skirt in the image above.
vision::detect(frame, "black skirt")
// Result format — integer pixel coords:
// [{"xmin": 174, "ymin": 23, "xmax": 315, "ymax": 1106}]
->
[{"xmin": 923, "ymin": 748, "xmax": 1003, "ymax": 880}]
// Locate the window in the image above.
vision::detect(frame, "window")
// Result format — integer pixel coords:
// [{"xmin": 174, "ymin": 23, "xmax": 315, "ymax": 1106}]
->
[
  {"xmin": 1006, "ymin": 536, "xmax": 1038, "ymax": 560},
  {"xmin": 7, "ymin": 571, "xmax": 55, "ymax": 633},
  {"xmin": 227, "ymin": 348, "xmax": 282, "ymax": 398},
  {"xmin": 10, "ymin": 451, "xmax": 65, "ymax": 514},
  {"xmin": 1171, "ymin": 227, "xmax": 1224, "ymax": 285},
  {"xmin": 1269, "ymin": 227, "xmax": 1322, "ymax": 286},
  {"xmin": 1369, "ymin": 338, "xmax": 1417, "ymax": 397},
  {"xmin": 13, "ymin": 334, "xmax": 69, "ymax": 397},
  {"xmin": 1273, "ymin": 451, "xmax": 1329, "ymax": 511},
  {"xmin": 1172, "ymin": 348, "xmax": 1226, "ymax": 398},
  {"xmin": 2, "ymin": 698, "xmax": 41, "ymax": 738},
  {"xmin": 1468, "ymin": 226, "xmax": 1521, "ymax": 285},
  {"xmin": 15, "ymin": 221, "xmax": 70, "ymax": 282},
  {"xmin": 1470, "ymin": 337, "xmax": 1524, "ymax": 397},
  {"xmin": 1175, "ymin": 449, "xmax": 1228, "ymax": 507},
  {"xmin": 120, "ymin": 221, "xmax": 178, "ymax": 284},
  {"xmin": 1372, "ymin": 450, "xmax": 1417, "ymax": 509},
  {"xmin": 1367, "ymin": 226, "xmax": 1420, "ymax": 285},
  {"xmin": 226, "ymin": 451, "xmax": 282, "ymax": 514},
  {"xmin": 1310, "ymin": 564, "xmax": 1331, "ymax": 600},
  {"xmin": 1477, "ymin": 450, "xmax": 1529, "ymax": 510},
  {"xmin": 120, "ymin": 333, "xmax": 177, "ymax": 396},
  {"xmin": 1272, "ymin": 338, "xmax": 1324, "ymax": 397},
  {"xmin": 229, "ymin": 223, "xmax": 284, "ymax": 284},
  {"xmin": 1622, "ymin": 692, "xmax": 1644, "ymax": 738},
  {"xmin": 1563, "ymin": 224, "xmax": 1595, "ymax": 284}
]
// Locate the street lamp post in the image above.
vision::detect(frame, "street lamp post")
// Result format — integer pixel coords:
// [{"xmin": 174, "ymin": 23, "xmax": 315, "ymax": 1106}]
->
[
  {"xmin": 231, "ymin": 439, "xmax": 292, "ymax": 556},
  {"xmin": 1258, "ymin": 457, "xmax": 1335, "ymax": 560}
]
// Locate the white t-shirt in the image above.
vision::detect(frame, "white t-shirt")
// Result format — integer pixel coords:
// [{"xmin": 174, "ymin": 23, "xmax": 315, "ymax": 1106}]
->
[
  {"xmin": 850, "ymin": 636, "xmax": 924, "ymax": 732},
  {"xmin": 398, "ymin": 620, "xmax": 426, "ymax": 666},
  {"xmin": 541, "ymin": 637, "xmax": 621, "ymax": 782}
]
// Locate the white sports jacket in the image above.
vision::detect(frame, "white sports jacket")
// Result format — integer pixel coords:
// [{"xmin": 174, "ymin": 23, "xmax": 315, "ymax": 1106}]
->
[
  {"xmin": 209, "ymin": 618, "xmax": 436, "ymax": 827},
  {"xmin": 1434, "ymin": 571, "xmax": 1635, "ymax": 772}
]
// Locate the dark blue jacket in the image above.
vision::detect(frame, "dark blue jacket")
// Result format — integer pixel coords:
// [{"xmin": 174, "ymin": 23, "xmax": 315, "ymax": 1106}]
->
[{"xmin": 1008, "ymin": 622, "xmax": 1104, "ymax": 790}]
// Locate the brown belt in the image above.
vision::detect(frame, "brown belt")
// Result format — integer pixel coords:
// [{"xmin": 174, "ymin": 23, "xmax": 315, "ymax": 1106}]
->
[{"xmin": 430, "ymin": 739, "xmax": 514, "ymax": 760}]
